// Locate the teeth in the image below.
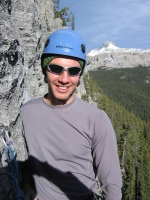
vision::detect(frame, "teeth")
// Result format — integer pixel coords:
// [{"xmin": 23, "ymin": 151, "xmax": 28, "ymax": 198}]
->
[{"xmin": 58, "ymin": 86, "xmax": 68, "ymax": 90}]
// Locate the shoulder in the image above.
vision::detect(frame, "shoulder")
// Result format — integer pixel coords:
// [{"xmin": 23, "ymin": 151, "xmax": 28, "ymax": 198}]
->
[
  {"xmin": 21, "ymin": 97, "xmax": 43, "ymax": 115},
  {"xmin": 23, "ymin": 97, "xmax": 42, "ymax": 107},
  {"xmin": 75, "ymin": 96, "xmax": 107, "ymax": 119},
  {"xmin": 75, "ymin": 97, "xmax": 115, "ymax": 140}
]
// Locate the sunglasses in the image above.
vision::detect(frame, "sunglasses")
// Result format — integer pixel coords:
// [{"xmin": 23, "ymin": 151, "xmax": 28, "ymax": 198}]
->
[{"xmin": 46, "ymin": 64, "xmax": 82, "ymax": 76}]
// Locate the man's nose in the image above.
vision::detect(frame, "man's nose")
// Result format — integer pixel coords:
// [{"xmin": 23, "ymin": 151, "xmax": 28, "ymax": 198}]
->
[{"xmin": 58, "ymin": 70, "xmax": 70, "ymax": 83}]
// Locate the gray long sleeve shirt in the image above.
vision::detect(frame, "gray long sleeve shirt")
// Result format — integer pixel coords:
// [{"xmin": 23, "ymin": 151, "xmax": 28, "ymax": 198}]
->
[{"xmin": 21, "ymin": 95, "xmax": 122, "ymax": 200}]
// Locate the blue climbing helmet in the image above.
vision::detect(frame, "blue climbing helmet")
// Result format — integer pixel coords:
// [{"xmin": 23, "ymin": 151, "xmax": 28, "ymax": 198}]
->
[{"xmin": 41, "ymin": 29, "xmax": 87, "ymax": 76}]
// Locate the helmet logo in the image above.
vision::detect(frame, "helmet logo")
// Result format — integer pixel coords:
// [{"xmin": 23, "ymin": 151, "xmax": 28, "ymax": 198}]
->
[
  {"xmin": 81, "ymin": 44, "xmax": 86, "ymax": 53},
  {"xmin": 44, "ymin": 39, "xmax": 50, "ymax": 48},
  {"xmin": 56, "ymin": 45, "xmax": 73, "ymax": 50}
]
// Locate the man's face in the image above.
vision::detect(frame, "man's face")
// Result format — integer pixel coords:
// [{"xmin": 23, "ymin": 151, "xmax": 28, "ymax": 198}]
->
[{"xmin": 46, "ymin": 57, "xmax": 81, "ymax": 105}]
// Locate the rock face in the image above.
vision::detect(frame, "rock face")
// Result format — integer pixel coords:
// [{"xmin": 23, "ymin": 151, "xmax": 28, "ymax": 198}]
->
[
  {"xmin": 0, "ymin": 0, "xmax": 86, "ymax": 198},
  {"xmin": 0, "ymin": 0, "xmax": 86, "ymax": 195},
  {"xmin": 0, "ymin": 0, "xmax": 63, "ymax": 158},
  {"xmin": 87, "ymin": 41, "xmax": 150, "ymax": 70},
  {"xmin": 0, "ymin": 0, "xmax": 63, "ymax": 197},
  {"xmin": 0, "ymin": 0, "xmax": 86, "ymax": 182}
]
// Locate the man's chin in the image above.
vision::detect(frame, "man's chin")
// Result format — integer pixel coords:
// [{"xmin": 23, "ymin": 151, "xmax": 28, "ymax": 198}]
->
[{"xmin": 54, "ymin": 93, "xmax": 74, "ymax": 105}]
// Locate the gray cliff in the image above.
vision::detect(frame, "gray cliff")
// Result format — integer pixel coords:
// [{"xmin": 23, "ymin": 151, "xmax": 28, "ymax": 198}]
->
[
  {"xmin": 0, "ymin": 0, "xmax": 63, "ymax": 197},
  {"xmin": 0, "ymin": 0, "xmax": 63, "ymax": 158},
  {"xmin": 0, "ymin": 2, "xmax": 86, "ymax": 197}
]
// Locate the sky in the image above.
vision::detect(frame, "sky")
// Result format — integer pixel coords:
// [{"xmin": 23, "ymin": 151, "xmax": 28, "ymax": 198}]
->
[{"xmin": 60, "ymin": 0, "xmax": 150, "ymax": 53}]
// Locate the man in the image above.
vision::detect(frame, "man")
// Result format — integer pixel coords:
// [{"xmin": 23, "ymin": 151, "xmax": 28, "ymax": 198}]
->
[{"xmin": 21, "ymin": 29, "xmax": 122, "ymax": 200}]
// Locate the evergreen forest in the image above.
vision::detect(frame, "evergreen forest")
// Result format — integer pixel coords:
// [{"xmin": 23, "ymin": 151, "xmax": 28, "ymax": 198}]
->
[
  {"xmin": 82, "ymin": 66, "xmax": 150, "ymax": 200},
  {"xmin": 89, "ymin": 66, "xmax": 150, "ymax": 122}
]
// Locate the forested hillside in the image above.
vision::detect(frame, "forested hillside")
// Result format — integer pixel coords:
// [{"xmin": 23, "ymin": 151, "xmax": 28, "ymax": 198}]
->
[
  {"xmin": 89, "ymin": 66, "xmax": 150, "ymax": 122},
  {"xmin": 82, "ymin": 71, "xmax": 150, "ymax": 200}
]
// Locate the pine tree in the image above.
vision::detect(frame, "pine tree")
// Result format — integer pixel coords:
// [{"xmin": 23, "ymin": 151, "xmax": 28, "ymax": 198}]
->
[
  {"xmin": 53, "ymin": 0, "xmax": 60, "ymax": 17},
  {"xmin": 53, "ymin": 1, "xmax": 75, "ymax": 29}
]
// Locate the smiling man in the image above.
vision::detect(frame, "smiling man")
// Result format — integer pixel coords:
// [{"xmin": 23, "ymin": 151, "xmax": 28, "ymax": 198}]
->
[{"xmin": 21, "ymin": 29, "xmax": 122, "ymax": 200}]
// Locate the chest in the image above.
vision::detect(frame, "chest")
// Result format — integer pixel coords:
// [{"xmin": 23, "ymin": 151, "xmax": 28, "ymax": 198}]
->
[{"xmin": 24, "ymin": 111, "xmax": 93, "ymax": 170}]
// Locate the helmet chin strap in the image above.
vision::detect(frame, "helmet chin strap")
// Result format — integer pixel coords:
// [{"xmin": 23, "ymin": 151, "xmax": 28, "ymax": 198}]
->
[{"xmin": 63, "ymin": 92, "xmax": 74, "ymax": 104}]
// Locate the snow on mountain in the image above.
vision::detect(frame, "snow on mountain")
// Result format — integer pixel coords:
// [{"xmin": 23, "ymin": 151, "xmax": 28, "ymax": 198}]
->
[
  {"xmin": 88, "ymin": 41, "xmax": 150, "ymax": 57},
  {"xmin": 88, "ymin": 41, "xmax": 119, "ymax": 56},
  {"xmin": 88, "ymin": 48, "xmax": 101, "ymax": 57},
  {"xmin": 86, "ymin": 41, "xmax": 150, "ymax": 70}
]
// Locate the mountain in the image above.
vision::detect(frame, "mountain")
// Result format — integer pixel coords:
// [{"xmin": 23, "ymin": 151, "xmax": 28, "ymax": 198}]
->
[{"xmin": 87, "ymin": 41, "xmax": 150, "ymax": 71}]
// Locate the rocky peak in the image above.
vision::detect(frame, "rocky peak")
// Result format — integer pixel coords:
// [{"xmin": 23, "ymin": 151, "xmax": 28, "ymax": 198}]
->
[
  {"xmin": 102, "ymin": 41, "xmax": 119, "ymax": 50},
  {"xmin": 87, "ymin": 42, "xmax": 150, "ymax": 70}
]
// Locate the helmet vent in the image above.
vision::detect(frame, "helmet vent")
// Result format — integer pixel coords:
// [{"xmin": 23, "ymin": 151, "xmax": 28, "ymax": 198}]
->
[
  {"xmin": 44, "ymin": 39, "xmax": 50, "ymax": 48},
  {"xmin": 81, "ymin": 44, "xmax": 86, "ymax": 53}
]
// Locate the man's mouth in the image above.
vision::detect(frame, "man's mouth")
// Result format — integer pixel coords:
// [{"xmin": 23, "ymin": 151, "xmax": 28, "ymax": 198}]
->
[{"xmin": 58, "ymin": 86, "xmax": 69, "ymax": 90}]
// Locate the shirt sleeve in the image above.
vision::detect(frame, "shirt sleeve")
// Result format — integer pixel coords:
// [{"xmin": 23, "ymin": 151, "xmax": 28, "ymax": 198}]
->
[{"xmin": 92, "ymin": 111, "xmax": 122, "ymax": 200}]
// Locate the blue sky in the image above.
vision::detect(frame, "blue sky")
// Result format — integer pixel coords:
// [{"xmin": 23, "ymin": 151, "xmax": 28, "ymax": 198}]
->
[{"xmin": 60, "ymin": 0, "xmax": 150, "ymax": 52}]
